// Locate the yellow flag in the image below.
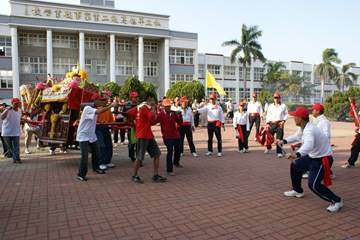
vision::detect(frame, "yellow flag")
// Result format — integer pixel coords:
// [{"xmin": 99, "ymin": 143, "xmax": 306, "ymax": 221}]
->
[{"xmin": 206, "ymin": 70, "xmax": 226, "ymax": 96}]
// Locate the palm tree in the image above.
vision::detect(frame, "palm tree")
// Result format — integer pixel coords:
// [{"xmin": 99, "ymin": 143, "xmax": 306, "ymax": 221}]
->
[
  {"xmin": 222, "ymin": 24, "xmax": 266, "ymax": 102},
  {"xmin": 315, "ymin": 48, "xmax": 341, "ymax": 102},
  {"xmin": 262, "ymin": 61, "xmax": 285, "ymax": 92},
  {"xmin": 334, "ymin": 63, "xmax": 357, "ymax": 92}
]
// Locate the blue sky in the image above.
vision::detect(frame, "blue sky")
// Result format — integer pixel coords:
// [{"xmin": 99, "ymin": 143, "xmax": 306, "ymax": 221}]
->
[{"xmin": 19, "ymin": 1, "xmax": 360, "ymax": 64}]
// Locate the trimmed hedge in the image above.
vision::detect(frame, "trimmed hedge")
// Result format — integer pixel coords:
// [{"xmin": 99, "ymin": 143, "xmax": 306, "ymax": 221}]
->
[
  {"xmin": 119, "ymin": 76, "xmax": 158, "ymax": 102},
  {"xmin": 166, "ymin": 81, "xmax": 205, "ymax": 102}
]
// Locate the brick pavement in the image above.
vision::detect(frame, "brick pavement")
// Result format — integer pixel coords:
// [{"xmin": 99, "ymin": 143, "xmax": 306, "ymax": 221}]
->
[{"xmin": 0, "ymin": 120, "xmax": 359, "ymax": 240}]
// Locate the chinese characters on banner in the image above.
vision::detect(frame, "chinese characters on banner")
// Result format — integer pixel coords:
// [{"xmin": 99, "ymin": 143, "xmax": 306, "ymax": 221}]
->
[{"xmin": 27, "ymin": 6, "xmax": 164, "ymax": 28}]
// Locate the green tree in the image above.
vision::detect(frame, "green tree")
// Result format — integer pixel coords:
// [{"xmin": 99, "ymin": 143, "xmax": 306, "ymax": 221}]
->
[
  {"xmin": 315, "ymin": 48, "xmax": 341, "ymax": 102},
  {"xmin": 119, "ymin": 76, "xmax": 158, "ymax": 101},
  {"xmin": 166, "ymin": 80, "xmax": 205, "ymax": 102},
  {"xmin": 262, "ymin": 61, "xmax": 286, "ymax": 92},
  {"xmin": 258, "ymin": 90, "xmax": 273, "ymax": 105},
  {"xmin": 334, "ymin": 63, "xmax": 357, "ymax": 92},
  {"xmin": 102, "ymin": 82, "xmax": 121, "ymax": 96},
  {"xmin": 222, "ymin": 24, "xmax": 266, "ymax": 100}
]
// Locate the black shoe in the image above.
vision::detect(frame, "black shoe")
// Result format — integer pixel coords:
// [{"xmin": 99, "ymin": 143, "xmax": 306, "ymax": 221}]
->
[
  {"xmin": 77, "ymin": 176, "xmax": 88, "ymax": 181},
  {"xmin": 132, "ymin": 175, "xmax": 144, "ymax": 184},
  {"xmin": 152, "ymin": 174, "xmax": 167, "ymax": 183},
  {"xmin": 94, "ymin": 169, "xmax": 106, "ymax": 174},
  {"xmin": 174, "ymin": 164, "xmax": 184, "ymax": 168}
]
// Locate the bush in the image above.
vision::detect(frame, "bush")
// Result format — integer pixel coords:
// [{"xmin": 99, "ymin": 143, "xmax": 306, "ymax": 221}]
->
[
  {"xmin": 119, "ymin": 76, "xmax": 158, "ymax": 102},
  {"xmin": 102, "ymin": 82, "xmax": 121, "ymax": 96},
  {"xmin": 166, "ymin": 80, "xmax": 205, "ymax": 102},
  {"xmin": 258, "ymin": 90, "xmax": 273, "ymax": 105},
  {"xmin": 324, "ymin": 87, "xmax": 360, "ymax": 121}
]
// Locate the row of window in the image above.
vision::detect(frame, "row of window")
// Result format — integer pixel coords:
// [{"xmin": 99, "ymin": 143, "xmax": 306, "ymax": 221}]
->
[
  {"xmin": 0, "ymin": 71, "xmax": 13, "ymax": 89},
  {"xmin": 18, "ymin": 33, "xmax": 160, "ymax": 52},
  {"xmin": 170, "ymin": 74, "xmax": 194, "ymax": 85},
  {"xmin": 170, "ymin": 49, "xmax": 194, "ymax": 65}
]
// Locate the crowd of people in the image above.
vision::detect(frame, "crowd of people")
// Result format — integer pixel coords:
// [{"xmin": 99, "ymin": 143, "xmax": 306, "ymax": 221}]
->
[{"xmin": 1, "ymin": 89, "xmax": 359, "ymax": 213}]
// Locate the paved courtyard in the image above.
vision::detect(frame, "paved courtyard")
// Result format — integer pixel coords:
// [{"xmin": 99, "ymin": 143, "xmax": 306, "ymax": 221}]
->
[{"xmin": 0, "ymin": 120, "xmax": 359, "ymax": 240}]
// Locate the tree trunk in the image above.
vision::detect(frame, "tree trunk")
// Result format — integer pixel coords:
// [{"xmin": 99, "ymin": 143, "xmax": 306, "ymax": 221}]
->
[
  {"xmin": 320, "ymin": 75, "xmax": 325, "ymax": 103},
  {"xmin": 243, "ymin": 64, "xmax": 247, "ymax": 101}
]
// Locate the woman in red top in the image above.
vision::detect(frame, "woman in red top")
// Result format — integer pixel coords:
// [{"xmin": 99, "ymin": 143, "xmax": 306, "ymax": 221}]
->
[{"xmin": 157, "ymin": 98, "xmax": 183, "ymax": 175}]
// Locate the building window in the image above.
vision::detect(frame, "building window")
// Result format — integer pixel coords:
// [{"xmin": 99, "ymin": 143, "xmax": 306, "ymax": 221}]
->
[
  {"xmin": 208, "ymin": 65, "xmax": 221, "ymax": 75},
  {"xmin": 116, "ymin": 39, "xmax": 132, "ymax": 52},
  {"xmin": 116, "ymin": 60, "xmax": 133, "ymax": 76},
  {"xmin": 19, "ymin": 33, "xmax": 46, "ymax": 47},
  {"xmin": 0, "ymin": 36, "xmax": 11, "ymax": 57},
  {"xmin": 245, "ymin": 67, "xmax": 250, "ymax": 81},
  {"xmin": 144, "ymin": 61, "xmax": 158, "ymax": 77},
  {"xmin": 170, "ymin": 74, "xmax": 194, "ymax": 85},
  {"xmin": 239, "ymin": 67, "xmax": 250, "ymax": 80},
  {"xmin": 20, "ymin": 56, "xmax": 47, "ymax": 74},
  {"xmin": 224, "ymin": 87, "xmax": 236, "ymax": 101},
  {"xmin": 198, "ymin": 64, "xmax": 205, "ymax": 77},
  {"xmin": 254, "ymin": 67, "xmax": 264, "ymax": 81},
  {"xmin": 224, "ymin": 66, "xmax": 236, "ymax": 76},
  {"xmin": 53, "ymin": 34, "xmax": 78, "ymax": 49},
  {"xmin": 170, "ymin": 48, "xmax": 194, "ymax": 65},
  {"xmin": 53, "ymin": 58, "xmax": 77, "ymax": 74},
  {"xmin": 292, "ymin": 70, "xmax": 302, "ymax": 77},
  {"xmin": 304, "ymin": 71, "xmax": 312, "ymax": 82},
  {"xmin": 85, "ymin": 37, "xmax": 106, "ymax": 50},
  {"xmin": 85, "ymin": 59, "xmax": 93, "ymax": 73},
  {"xmin": 95, "ymin": 59, "xmax": 107, "ymax": 75},
  {"xmin": 0, "ymin": 71, "xmax": 12, "ymax": 89},
  {"xmin": 144, "ymin": 41, "xmax": 158, "ymax": 53}
]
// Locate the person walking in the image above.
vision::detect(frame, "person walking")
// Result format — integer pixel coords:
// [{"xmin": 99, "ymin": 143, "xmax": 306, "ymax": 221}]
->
[{"xmin": 179, "ymin": 96, "xmax": 197, "ymax": 157}]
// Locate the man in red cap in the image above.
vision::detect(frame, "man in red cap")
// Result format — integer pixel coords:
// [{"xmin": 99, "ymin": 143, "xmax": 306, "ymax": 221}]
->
[
  {"xmin": 277, "ymin": 107, "xmax": 343, "ymax": 213},
  {"xmin": 1, "ymin": 98, "xmax": 22, "ymax": 163},
  {"xmin": 179, "ymin": 96, "xmax": 197, "ymax": 157},
  {"xmin": 197, "ymin": 92, "xmax": 225, "ymax": 157},
  {"xmin": 312, "ymin": 103, "xmax": 331, "ymax": 141},
  {"xmin": 264, "ymin": 92, "xmax": 288, "ymax": 157},
  {"xmin": 247, "ymin": 92, "xmax": 263, "ymax": 138}
]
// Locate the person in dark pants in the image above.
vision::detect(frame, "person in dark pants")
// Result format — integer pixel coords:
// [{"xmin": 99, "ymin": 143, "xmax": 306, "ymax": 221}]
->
[
  {"xmin": 0, "ymin": 103, "xmax": 10, "ymax": 157},
  {"xmin": 157, "ymin": 98, "xmax": 183, "ymax": 175},
  {"xmin": 76, "ymin": 97, "xmax": 114, "ymax": 181},
  {"xmin": 247, "ymin": 92, "xmax": 263, "ymax": 138},
  {"xmin": 179, "ymin": 96, "xmax": 197, "ymax": 157},
  {"xmin": 125, "ymin": 91, "xmax": 139, "ymax": 162},
  {"xmin": 233, "ymin": 102, "xmax": 250, "ymax": 153},
  {"xmin": 1, "ymin": 98, "xmax": 22, "ymax": 163},
  {"xmin": 197, "ymin": 93, "xmax": 225, "ymax": 157},
  {"xmin": 192, "ymin": 99, "xmax": 200, "ymax": 127},
  {"xmin": 343, "ymin": 132, "xmax": 360, "ymax": 168},
  {"xmin": 279, "ymin": 106, "xmax": 343, "ymax": 213},
  {"xmin": 264, "ymin": 92, "xmax": 288, "ymax": 158}
]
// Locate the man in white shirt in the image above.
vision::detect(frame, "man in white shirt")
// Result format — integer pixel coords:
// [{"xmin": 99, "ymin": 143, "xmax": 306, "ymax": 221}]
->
[
  {"xmin": 247, "ymin": 92, "xmax": 263, "ymax": 138},
  {"xmin": 1, "ymin": 98, "xmax": 22, "ymax": 163},
  {"xmin": 197, "ymin": 93, "xmax": 225, "ymax": 157},
  {"xmin": 179, "ymin": 96, "xmax": 197, "ymax": 157},
  {"xmin": 312, "ymin": 103, "xmax": 331, "ymax": 141},
  {"xmin": 264, "ymin": 92, "xmax": 288, "ymax": 157},
  {"xmin": 225, "ymin": 99, "xmax": 234, "ymax": 120},
  {"xmin": 76, "ymin": 96, "xmax": 115, "ymax": 181},
  {"xmin": 278, "ymin": 107, "xmax": 343, "ymax": 213}
]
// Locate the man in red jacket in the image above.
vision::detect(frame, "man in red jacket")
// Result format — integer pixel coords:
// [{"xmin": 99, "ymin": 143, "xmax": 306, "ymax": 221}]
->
[
  {"xmin": 157, "ymin": 98, "xmax": 183, "ymax": 175},
  {"xmin": 127, "ymin": 93, "xmax": 167, "ymax": 184}
]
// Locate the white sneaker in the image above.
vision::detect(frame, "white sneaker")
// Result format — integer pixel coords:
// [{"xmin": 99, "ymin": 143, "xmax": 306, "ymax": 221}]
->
[
  {"xmin": 277, "ymin": 153, "xmax": 284, "ymax": 158},
  {"xmin": 244, "ymin": 149, "xmax": 249, "ymax": 153},
  {"xmin": 205, "ymin": 152, "xmax": 213, "ymax": 156},
  {"xmin": 217, "ymin": 152, "xmax": 222, "ymax": 157},
  {"xmin": 327, "ymin": 200, "xmax": 344, "ymax": 213},
  {"xmin": 302, "ymin": 172, "xmax": 309, "ymax": 179},
  {"xmin": 49, "ymin": 150, "xmax": 55, "ymax": 155},
  {"xmin": 283, "ymin": 190, "xmax": 304, "ymax": 198},
  {"xmin": 106, "ymin": 163, "xmax": 115, "ymax": 168},
  {"xmin": 331, "ymin": 173, "xmax": 336, "ymax": 179},
  {"xmin": 264, "ymin": 149, "xmax": 270, "ymax": 154},
  {"xmin": 99, "ymin": 164, "xmax": 107, "ymax": 170},
  {"xmin": 237, "ymin": 150, "xmax": 244, "ymax": 153},
  {"xmin": 342, "ymin": 163, "xmax": 355, "ymax": 169},
  {"xmin": 25, "ymin": 149, "xmax": 31, "ymax": 154},
  {"xmin": 192, "ymin": 152, "xmax": 198, "ymax": 157}
]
